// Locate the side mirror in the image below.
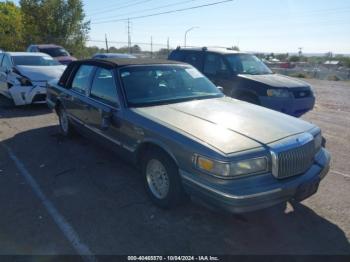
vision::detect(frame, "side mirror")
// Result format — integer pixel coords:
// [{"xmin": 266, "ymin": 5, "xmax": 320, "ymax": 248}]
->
[
  {"xmin": 217, "ymin": 86, "xmax": 224, "ymax": 93},
  {"xmin": 100, "ymin": 108, "xmax": 121, "ymax": 130}
]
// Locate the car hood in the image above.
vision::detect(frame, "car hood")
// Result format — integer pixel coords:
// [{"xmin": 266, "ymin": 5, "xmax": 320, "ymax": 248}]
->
[
  {"xmin": 15, "ymin": 65, "xmax": 66, "ymax": 81},
  {"xmin": 133, "ymin": 97, "xmax": 315, "ymax": 154},
  {"xmin": 239, "ymin": 73, "xmax": 309, "ymax": 88}
]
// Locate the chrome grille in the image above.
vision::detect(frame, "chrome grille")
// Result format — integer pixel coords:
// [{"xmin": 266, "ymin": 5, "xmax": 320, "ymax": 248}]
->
[{"xmin": 271, "ymin": 133, "xmax": 315, "ymax": 179}]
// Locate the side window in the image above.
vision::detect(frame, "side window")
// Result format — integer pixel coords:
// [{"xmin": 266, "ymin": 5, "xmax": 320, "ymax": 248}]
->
[
  {"xmin": 168, "ymin": 51, "xmax": 185, "ymax": 61},
  {"xmin": 0, "ymin": 54, "xmax": 4, "ymax": 67},
  {"xmin": 90, "ymin": 68, "xmax": 118, "ymax": 106},
  {"xmin": 71, "ymin": 65, "xmax": 94, "ymax": 95},
  {"xmin": 184, "ymin": 52, "xmax": 203, "ymax": 70},
  {"xmin": 2, "ymin": 55, "xmax": 13, "ymax": 69},
  {"xmin": 203, "ymin": 54, "xmax": 228, "ymax": 75}
]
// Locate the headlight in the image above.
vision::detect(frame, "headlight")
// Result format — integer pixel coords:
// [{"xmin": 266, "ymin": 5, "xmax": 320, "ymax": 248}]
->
[
  {"xmin": 314, "ymin": 132, "xmax": 323, "ymax": 152},
  {"xmin": 16, "ymin": 76, "xmax": 32, "ymax": 86},
  {"xmin": 195, "ymin": 155, "xmax": 230, "ymax": 177},
  {"xmin": 230, "ymin": 157, "xmax": 268, "ymax": 176},
  {"xmin": 194, "ymin": 155, "xmax": 268, "ymax": 178},
  {"xmin": 267, "ymin": 89, "xmax": 290, "ymax": 97}
]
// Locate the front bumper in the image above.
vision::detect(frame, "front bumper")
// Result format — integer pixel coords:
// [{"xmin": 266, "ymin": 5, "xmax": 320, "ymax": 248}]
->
[
  {"xmin": 9, "ymin": 85, "xmax": 47, "ymax": 106},
  {"xmin": 259, "ymin": 96, "xmax": 315, "ymax": 117},
  {"xmin": 181, "ymin": 148, "xmax": 330, "ymax": 213}
]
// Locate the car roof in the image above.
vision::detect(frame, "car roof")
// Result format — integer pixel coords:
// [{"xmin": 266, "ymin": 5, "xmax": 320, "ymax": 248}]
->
[
  {"xmin": 32, "ymin": 44, "xmax": 62, "ymax": 49},
  {"xmin": 79, "ymin": 58, "xmax": 186, "ymax": 67},
  {"xmin": 6, "ymin": 52, "xmax": 51, "ymax": 57},
  {"xmin": 174, "ymin": 47, "xmax": 245, "ymax": 55}
]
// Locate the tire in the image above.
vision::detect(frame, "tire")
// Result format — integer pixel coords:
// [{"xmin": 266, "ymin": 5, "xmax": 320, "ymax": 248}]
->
[
  {"xmin": 142, "ymin": 148, "xmax": 187, "ymax": 209},
  {"xmin": 57, "ymin": 106, "xmax": 75, "ymax": 137}
]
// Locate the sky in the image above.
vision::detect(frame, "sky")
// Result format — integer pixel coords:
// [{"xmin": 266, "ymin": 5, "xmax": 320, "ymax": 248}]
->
[{"xmin": 12, "ymin": 0, "xmax": 350, "ymax": 54}]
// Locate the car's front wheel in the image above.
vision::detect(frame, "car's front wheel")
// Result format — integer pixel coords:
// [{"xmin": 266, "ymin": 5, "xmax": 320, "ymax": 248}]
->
[
  {"xmin": 142, "ymin": 148, "xmax": 187, "ymax": 208},
  {"xmin": 58, "ymin": 106, "xmax": 75, "ymax": 137}
]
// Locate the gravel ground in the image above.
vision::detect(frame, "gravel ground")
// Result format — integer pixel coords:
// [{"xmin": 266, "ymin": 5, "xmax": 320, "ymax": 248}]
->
[{"xmin": 0, "ymin": 78, "xmax": 349, "ymax": 256}]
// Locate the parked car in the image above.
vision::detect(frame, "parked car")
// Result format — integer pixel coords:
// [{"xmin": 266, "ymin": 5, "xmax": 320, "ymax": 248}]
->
[
  {"xmin": 92, "ymin": 53, "xmax": 137, "ymax": 59},
  {"xmin": 0, "ymin": 52, "xmax": 66, "ymax": 106},
  {"xmin": 46, "ymin": 58, "xmax": 330, "ymax": 213},
  {"xmin": 27, "ymin": 44, "xmax": 77, "ymax": 65},
  {"xmin": 168, "ymin": 47, "xmax": 315, "ymax": 117}
]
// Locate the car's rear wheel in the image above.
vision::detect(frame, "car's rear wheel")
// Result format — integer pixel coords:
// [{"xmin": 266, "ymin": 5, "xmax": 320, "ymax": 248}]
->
[
  {"xmin": 58, "ymin": 106, "xmax": 75, "ymax": 137},
  {"xmin": 142, "ymin": 148, "xmax": 187, "ymax": 208}
]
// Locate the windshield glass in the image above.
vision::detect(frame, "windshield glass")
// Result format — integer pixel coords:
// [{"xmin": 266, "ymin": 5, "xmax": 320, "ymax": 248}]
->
[
  {"xmin": 226, "ymin": 54, "xmax": 272, "ymax": 75},
  {"xmin": 120, "ymin": 65, "xmax": 223, "ymax": 107},
  {"xmin": 39, "ymin": 47, "xmax": 69, "ymax": 57},
  {"xmin": 13, "ymin": 56, "xmax": 61, "ymax": 66}
]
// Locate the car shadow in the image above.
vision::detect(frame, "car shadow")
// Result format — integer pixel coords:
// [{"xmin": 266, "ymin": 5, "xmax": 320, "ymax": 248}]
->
[
  {"xmin": 0, "ymin": 95, "xmax": 52, "ymax": 118},
  {"xmin": 1, "ymin": 125, "xmax": 350, "ymax": 255}
]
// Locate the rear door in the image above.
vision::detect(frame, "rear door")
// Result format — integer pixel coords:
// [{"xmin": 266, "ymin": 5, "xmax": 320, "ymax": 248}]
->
[{"xmin": 61, "ymin": 64, "xmax": 95, "ymax": 124}]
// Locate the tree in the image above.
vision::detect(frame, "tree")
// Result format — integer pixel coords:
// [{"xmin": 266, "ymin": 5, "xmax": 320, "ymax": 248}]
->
[
  {"xmin": 0, "ymin": 1, "xmax": 24, "ymax": 51},
  {"xmin": 20, "ymin": 0, "xmax": 90, "ymax": 58},
  {"xmin": 289, "ymin": 55, "xmax": 300, "ymax": 62}
]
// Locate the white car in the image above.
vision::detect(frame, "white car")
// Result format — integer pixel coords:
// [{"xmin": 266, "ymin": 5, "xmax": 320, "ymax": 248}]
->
[{"xmin": 0, "ymin": 52, "xmax": 66, "ymax": 106}]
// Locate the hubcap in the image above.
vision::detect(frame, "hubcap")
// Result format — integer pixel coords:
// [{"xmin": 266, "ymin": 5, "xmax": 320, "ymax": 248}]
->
[
  {"xmin": 59, "ymin": 109, "xmax": 69, "ymax": 134},
  {"xmin": 146, "ymin": 159, "xmax": 169, "ymax": 199}
]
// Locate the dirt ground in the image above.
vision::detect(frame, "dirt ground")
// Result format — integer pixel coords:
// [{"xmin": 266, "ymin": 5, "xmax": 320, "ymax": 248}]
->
[{"xmin": 0, "ymin": 79, "xmax": 349, "ymax": 256}]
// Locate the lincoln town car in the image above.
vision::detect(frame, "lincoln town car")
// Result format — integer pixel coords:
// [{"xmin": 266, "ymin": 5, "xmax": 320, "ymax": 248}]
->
[{"xmin": 46, "ymin": 58, "xmax": 330, "ymax": 213}]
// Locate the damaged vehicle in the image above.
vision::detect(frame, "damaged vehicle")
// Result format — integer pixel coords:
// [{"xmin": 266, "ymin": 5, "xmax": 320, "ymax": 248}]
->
[
  {"xmin": 47, "ymin": 58, "xmax": 330, "ymax": 213},
  {"xmin": 0, "ymin": 52, "xmax": 66, "ymax": 106}
]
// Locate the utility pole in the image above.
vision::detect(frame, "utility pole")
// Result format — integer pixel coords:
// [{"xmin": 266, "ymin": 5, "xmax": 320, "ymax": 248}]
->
[
  {"xmin": 127, "ymin": 18, "xmax": 132, "ymax": 53},
  {"xmin": 167, "ymin": 37, "xmax": 170, "ymax": 55},
  {"xmin": 151, "ymin": 36, "xmax": 153, "ymax": 58},
  {"xmin": 105, "ymin": 34, "xmax": 109, "ymax": 53}
]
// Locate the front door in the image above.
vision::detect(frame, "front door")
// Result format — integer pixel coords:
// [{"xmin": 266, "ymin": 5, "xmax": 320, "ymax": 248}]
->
[{"xmin": 84, "ymin": 67, "xmax": 128, "ymax": 150}]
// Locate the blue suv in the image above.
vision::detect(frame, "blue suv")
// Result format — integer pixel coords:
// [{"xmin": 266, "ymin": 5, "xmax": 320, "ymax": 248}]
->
[{"xmin": 169, "ymin": 47, "xmax": 315, "ymax": 117}]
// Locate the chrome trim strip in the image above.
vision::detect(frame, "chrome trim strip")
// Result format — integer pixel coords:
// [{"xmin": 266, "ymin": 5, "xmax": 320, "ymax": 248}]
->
[
  {"xmin": 85, "ymin": 124, "xmax": 122, "ymax": 146},
  {"xmin": 67, "ymin": 113, "xmax": 135, "ymax": 152},
  {"xmin": 181, "ymin": 173, "xmax": 282, "ymax": 200}
]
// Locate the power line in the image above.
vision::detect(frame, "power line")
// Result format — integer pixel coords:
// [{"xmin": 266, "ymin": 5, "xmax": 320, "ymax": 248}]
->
[
  {"xmin": 88, "ymin": 0, "xmax": 152, "ymax": 17},
  {"xmin": 92, "ymin": 0, "xmax": 199, "ymax": 22},
  {"xmin": 92, "ymin": 0, "xmax": 234, "ymax": 24},
  {"xmin": 85, "ymin": 0, "xmax": 138, "ymax": 14}
]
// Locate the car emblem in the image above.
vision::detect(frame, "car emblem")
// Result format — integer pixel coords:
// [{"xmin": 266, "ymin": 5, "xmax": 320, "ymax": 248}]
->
[{"xmin": 300, "ymin": 92, "xmax": 306, "ymax": 97}]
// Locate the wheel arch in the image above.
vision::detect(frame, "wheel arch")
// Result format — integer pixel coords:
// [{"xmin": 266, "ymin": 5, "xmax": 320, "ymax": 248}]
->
[{"xmin": 135, "ymin": 140, "xmax": 179, "ymax": 168}]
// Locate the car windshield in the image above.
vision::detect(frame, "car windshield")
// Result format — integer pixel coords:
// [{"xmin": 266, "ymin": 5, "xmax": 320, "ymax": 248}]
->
[
  {"xmin": 12, "ymin": 55, "xmax": 61, "ymax": 66},
  {"xmin": 39, "ymin": 47, "xmax": 69, "ymax": 57},
  {"xmin": 225, "ymin": 54, "xmax": 272, "ymax": 75},
  {"xmin": 120, "ymin": 65, "xmax": 223, "ymax": 107}
]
